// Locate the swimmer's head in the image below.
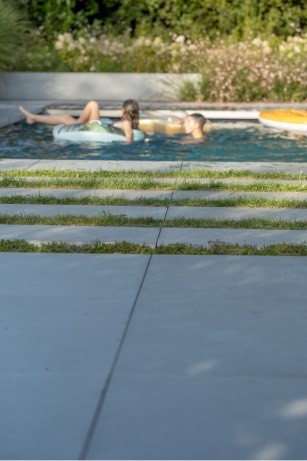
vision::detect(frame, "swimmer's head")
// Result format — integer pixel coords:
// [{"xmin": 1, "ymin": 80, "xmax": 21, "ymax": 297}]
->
[
  {"xmin": 183, "ymin": 113, "xmax": 207, "ymax": 134},
  {"xmin": 122, "ymin": 99, "xmax": 140, "ymax": 128}
]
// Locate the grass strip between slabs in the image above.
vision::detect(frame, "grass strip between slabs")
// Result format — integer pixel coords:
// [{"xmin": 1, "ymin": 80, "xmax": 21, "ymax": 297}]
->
[
  {"xmin": 0, "ymin": 194, "xmax": 306, "ymax": 208},
  {"xmin": 2, "ymin": 169, "xmax": 307, "ymax": 181},
  {"xmin": 0, "ymin": 214, "xmax": 306, "ymax": 230},
  {"xmin": 0, "ymin": 177, "xmax": 306, "ymax": 192},
  {"xmin": 0, "ymin": 240, "xmax": 306, "ymax": 256}
]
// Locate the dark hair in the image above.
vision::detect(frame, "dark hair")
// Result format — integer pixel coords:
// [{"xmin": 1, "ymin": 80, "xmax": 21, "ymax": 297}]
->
[
  {"xmin": 122, "ymin": 99, "xmax": 140, "ymax": 129},
  {"xmin": 190, "ymin": 113, "xmax": 206, "ymax": 129}
]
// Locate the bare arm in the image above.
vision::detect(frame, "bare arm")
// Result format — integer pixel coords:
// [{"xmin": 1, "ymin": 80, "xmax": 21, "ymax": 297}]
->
[{"xmin": 117, "ymin": 120, "xmax": 133, "ymax": 143}]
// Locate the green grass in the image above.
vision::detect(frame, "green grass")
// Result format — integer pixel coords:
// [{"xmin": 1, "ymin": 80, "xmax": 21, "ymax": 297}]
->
[
  {"xmin": 2, "ymin": 169, "xmax": 307, "ymax": 180},
  {"xmin": 0, "ymin": 213, "xmax": 306, "ymax": 230},
  {"xmin": 0, "ymin": 239, "xmax": 306, "ymax": 256},
  {"xmin": 1, "ymin": 168, "xmax": 307, "ymax": 192},
  {"xmin": 1, "ymin": 168, "xmax": 306, "ymax": 255},
  {"xmin": 0, "ymin": 194, "xmax": 306, "ymax": 208},
  {"xmin": 0, "ymin": 176, "xmax": 306, "ymax": 192}
]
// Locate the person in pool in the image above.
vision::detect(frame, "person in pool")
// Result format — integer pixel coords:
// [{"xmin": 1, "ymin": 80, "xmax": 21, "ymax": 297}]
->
[
  {"xmin": 19, "ymin": 99, "xmax": 140, "ymax": 143},
  {"xmin": 183, "ymin": 113, "xmax": 207, "ymax": 140}
]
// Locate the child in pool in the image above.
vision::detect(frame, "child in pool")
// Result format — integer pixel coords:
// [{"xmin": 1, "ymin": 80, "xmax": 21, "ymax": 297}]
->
[
  {"xmin": 19, "ymin": 99, "xmax": 140, "ymax": 143},
  {"xmin": 183, "ymin": 113, "xmax": 207, "ymax": 140}
]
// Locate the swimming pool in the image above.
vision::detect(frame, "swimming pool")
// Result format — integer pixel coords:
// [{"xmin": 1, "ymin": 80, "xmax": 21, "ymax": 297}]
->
[{"xmin": 1, "ymin": 121, "xmax": 306, "ymax": 162}]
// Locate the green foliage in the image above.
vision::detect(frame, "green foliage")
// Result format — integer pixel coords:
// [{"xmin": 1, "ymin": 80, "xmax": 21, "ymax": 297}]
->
[
  {"xmin": 12, "ymin": 30, "xmax": 69, "ymax": 71},
  {"xmin": 0, "ymin": 0, "xmax": 28, "ymax": 70},
  {"xmin": 178, "ymin": 80, "xmax": 199, "ymax": 101},
  {"xmin": 15, "ymin": 31, "xmax": 304, "ymax": 102},
  {"xmin": 15, "ymin": 0, "xmax": 102, "ymax": 37},
  {"xmin": 0, "ymin": 239, "xmax": 306, "ymax": 256},
  {"xmin": 5, "ymin": 0, "xmax": 307, "ymax": 101},
  {"xmin": 105, "ymin": 0, "xmax": 306, "ymax": 40},
  {"xmin": 14, "ymin": 0, "xmax": 307, "ymax": 40}
]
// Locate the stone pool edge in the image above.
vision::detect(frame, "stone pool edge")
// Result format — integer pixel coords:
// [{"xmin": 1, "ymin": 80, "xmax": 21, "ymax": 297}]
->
[{"xmin": 1, "ymin": 158, "xmax": 307, "ymax": 174}]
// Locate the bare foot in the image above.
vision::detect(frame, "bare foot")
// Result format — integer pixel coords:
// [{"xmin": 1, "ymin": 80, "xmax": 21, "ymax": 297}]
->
[{"xmin": 19, "ymin": 106, "xmax": 35, "ymax": 124}]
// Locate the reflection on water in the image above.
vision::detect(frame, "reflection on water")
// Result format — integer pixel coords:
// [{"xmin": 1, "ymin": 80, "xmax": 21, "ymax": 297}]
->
[{"xmin": 0, "ymin": 121, "xmax": 306, "ymax": 162}]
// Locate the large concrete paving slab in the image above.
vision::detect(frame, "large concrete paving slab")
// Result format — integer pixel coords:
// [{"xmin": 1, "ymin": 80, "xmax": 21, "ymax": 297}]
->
[
  {"xmin": 86, "ymin": 255, "xmax": 307, "ymax": 460},
  {"xmin": 0, "ymin": 253, "xmax": 150, "ymax": 459},
  {"xmin": 0, "ymin": 203, "xmax": 167, "ymax": 219},
  {"xmin": 158, "ymin": 227, "xmax": 307, "ymax": 247},
  {"xmin": 166, "ymin": 206, "xmax": 307, "ymax": 222},
  {"xmin": 0, "ymin": 224, "xmax": 160, "ymax": 246}
]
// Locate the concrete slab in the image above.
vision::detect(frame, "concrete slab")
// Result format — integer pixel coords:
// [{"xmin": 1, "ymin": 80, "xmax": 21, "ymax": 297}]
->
[
  {"xmin": 0, "ymin": 159, "xmax": 40, "ymax": 171},
  {"xmin": 0, "ymin": 253, "xmax": 149, "ymax": 459},
  {"xmin": 88, "ymin": 375, "xmax": 307, "ymax": 460},
  {"xmin": 181, "ymin": 162, "xmax": 307, "ymax": 174},
  {"xmin": 0, "ymin": 158, "xmax": 306, "ymax": 175},
  {"xmin": 86, "ymin": 255, "xmax": 307, "ymax": 460},
  {"xmin": 158, "ymin": 227, "xmax": 307, "ymax": 247},
  {"xmin": 175, "ymin": 178, "xmax": 307, "ymax": 186},
  {"xmin": 0, "ymin": 187, "xmax": 305, "ymax": 202},
  {"xmin": 0, "ymin": 203, "xmax": 167, "ymax": 219},
  {"xmin": 166, "ymin": 206, "xmax": 307, "ymax": 222},
  {"xmin": 0, "ymin": 224, "xmax": 160, "ymax": 246},
  {"xmin": 0, "ymin": 187, "xmax": 173, "ymax": 200},
  {"xmin": 172, "ymin": 190, "xmax": 307, "ymax": 201},
  {"xmin": 25, "ymin": 160, "xmax": 183, "ymax": 172}
]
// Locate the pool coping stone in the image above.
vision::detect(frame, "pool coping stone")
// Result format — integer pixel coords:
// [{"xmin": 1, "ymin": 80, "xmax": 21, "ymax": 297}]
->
[{"xmin": 1, "ymin": 159, "xmax": 307, "ymax": 174}]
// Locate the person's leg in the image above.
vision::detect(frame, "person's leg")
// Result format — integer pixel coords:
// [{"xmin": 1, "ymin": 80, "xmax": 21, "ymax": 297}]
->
[
  {"xmin": 19, "ymin": 106, "xmax": 76, "ymax": 125},
  {"xmin": 75, "ymin": 100, "xmax": 100, "ymax": 123},
  {"xmin": 19, "ymin": 101, "xmax": 100, "ymax": 125}
]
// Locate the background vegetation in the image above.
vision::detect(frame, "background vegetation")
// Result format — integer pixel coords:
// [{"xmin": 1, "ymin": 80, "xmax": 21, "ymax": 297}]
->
[
  {"xmin": 1, "ymin": 0, "xmax": 306, "ymax": 101},
  {"xmin": 13, "ymin": 0, "xmax": 307, "ymax": 40}
]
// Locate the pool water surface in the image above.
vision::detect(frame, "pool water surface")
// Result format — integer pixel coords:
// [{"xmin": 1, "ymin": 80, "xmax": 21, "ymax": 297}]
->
[{"xmin": 0, "ymin": 121, "xmax": 306, "ymax": 162}]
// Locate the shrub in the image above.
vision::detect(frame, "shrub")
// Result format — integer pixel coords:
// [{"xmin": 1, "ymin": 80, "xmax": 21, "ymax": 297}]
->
[
  {"xmin": 49, "ymin": 31, "xmax": 307, "ymax": 102},
  {"xmin": 194, "ymin": 36, "xmax": 307, "ymax": 102},
  {"xmin": 10, "ymin": 27, "xmax": 307, "ymax": 102},
  {"xmin": 103, "ymin": 0, "xmax": 307, "ymax": 40},
  {"xmin": 0, "ymin": 0, "xmax": 28, "ymax": 70}
]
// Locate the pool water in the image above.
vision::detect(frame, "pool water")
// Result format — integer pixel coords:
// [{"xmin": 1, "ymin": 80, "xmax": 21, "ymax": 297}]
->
[{"xmin": 1, "ymin": 121, "xmax": 306, "ymax": 162}]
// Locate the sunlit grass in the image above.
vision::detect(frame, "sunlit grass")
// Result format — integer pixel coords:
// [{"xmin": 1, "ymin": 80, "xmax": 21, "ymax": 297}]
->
[
  {"xmin": 0, "ymin": 176, "xmax": 306, "ymax": 192},
  {"xmin": 0, "ymin": 239, "xmax": 306, "ymax": 256},
  {"xmin": 2, "ymin": 169, "xmax": 307, "ymax": 180},
  {"xmin": 0, "ymin": 194, "xmax": 306, "ymax": 208},
  {"xmin": 0, "ymin": 213, "xmax": 306, "ymax": 230}
]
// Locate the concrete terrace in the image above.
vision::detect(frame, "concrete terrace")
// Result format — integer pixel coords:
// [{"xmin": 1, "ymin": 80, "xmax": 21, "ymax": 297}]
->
[{"xmin": 1, "ymin": 81, "xmax": 307, "ymax": 459}]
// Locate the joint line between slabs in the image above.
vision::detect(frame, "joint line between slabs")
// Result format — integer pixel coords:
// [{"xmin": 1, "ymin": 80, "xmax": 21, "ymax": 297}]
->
[
  {"xmin": 24, "ymin": 159, "xmax": 41, "ymax": 171},
  {"xmin": 155, "ymin": 162, "xmax": 182, "ymax": 247},
  {"xmin": 155, "ymin": 202, "xmax": 170, "ymax": 248},
  {"xmin": 78, "ymin": 254, "xmax": 153, "ymax": 460}
]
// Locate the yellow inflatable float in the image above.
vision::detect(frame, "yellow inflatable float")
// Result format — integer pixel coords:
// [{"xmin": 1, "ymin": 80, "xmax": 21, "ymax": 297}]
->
[
  {"xmin": 259, "ymin": 109, "xmax": 307, "ymax": 133},
  {"xmin": 139, "ymin": 116, "xmax": 212, "ymax": 135},
  {"xmin": 139, "ymin": 116, "xmax": 184, "ymax": 135}
]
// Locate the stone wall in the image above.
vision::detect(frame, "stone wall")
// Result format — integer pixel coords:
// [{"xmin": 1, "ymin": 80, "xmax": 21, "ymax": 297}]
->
[{"xmin": 0, "ymin": 72, "xmax": 200, "ymax": 101}]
